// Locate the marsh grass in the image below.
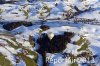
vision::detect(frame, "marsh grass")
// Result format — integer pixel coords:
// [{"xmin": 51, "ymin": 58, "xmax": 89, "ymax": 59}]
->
[{"xmin": 0, "ymin": 54, "xmax": 13, "ymax": 66}]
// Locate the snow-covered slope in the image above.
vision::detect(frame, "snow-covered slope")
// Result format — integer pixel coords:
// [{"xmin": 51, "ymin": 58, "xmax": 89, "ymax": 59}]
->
[
  {"xmin": 0, "ymin": 0, "xmax": 100, "ymax": 66},
  {"xmin": 0, "ymin": 0, "xmax": 100, "ymax": 21},
  {"xmin": 0, "ymin": 22, "xmax": 100, "ymax": 66}
]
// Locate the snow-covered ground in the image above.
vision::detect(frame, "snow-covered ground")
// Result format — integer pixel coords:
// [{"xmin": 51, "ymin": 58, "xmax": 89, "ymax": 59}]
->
[
  {"xmin": 0, "ymin": 0, "xmax": 100, "ymax": 21},
  {"xmin": 0, "ymin": 0, "xmax": 100, "ymax": 66},
  {"xmin": 0, "ymin": 21, "xmax": 100, "ymax": 66}
]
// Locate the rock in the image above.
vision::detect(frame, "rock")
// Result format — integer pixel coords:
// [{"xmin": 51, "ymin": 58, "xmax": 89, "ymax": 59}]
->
[
  {"xmin": 3, "ymin": 22, "xmax": 32, "ymax": 31},
  {"xmin": 40, "ymin": 25, "xmax": 50, "ymax": 31}
]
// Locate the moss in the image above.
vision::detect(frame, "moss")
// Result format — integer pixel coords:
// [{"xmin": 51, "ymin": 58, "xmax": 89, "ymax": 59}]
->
[
  {"xmin": 17, "ymin": 53, "xmax": 37, "ymax": 66},
  {"xmin": 0, "ymin": 38, "xmax": 19, "ymax": 49},
  {"xmin": 7, "ymin": 36, "xmax": 37, "ymax": 60},
  {"xmin": 39, "ymin": 3, "xmax": 51, "ymax": 19},
  {"xmin": 0, "ymin": 8, "xmax": 3, "ymax": 14},
  {"xmin": 0, "ymin": 33, "xmax": 38, "ymax": 66},
  {"xmin": 43, "ymin": 5, "xmax": 51, "ymax": 13},
  {"xmin": 26, "ymin": 49, "xmax": 38, "ymax": 60},
  {"xmin": 77, "ymin": 41, "xmax": 89, "ymax": 51},
  {"xmin": 10, "ymin": 37, "xmax": 16, "ymax": 41},
  {"xmin": 39, "ymin": 29, "xmax": 43, "ymax": 34},
  {"xmin": 76, "ymin": 37, "xmax": 86, "ymax": 46},
  {"xmin": 0, "ymin": 54, "xmax": 13, "ymax": 66},
  {"xmin": 70, "ymin": 62, "xmax": 78, "ymax": 66},
  {"xmin": 11, "ymin": 37, "xmax": 17, "ymax": 42},
  {"xmin": 19, "ymin": 8, "xmax": 29, "ymax": 19},
  {"xmin": 23, "ymin": 10, "xmax": 29, "ymax": 19}
]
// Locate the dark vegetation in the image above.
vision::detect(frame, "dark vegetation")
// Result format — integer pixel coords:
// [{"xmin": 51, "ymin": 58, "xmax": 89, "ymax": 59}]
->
[
  {"xmin": 0, "ymin": 0, "xmax": 18, "ymax": 4},
  {"xmin": 37, "ymin": 32, "xmax": 74, "ymax": 66},
  {"xmin": 37, "ymin": 32, "xmax": 74, "ymax": 53},
  {"xmin": 3, "ymin": 22, "xmax": 33, "ymax": 31}
]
